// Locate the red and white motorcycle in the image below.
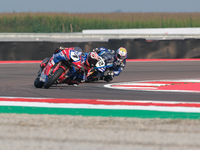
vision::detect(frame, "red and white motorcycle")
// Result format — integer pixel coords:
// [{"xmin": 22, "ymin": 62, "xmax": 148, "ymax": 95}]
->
[{"xmin": 34, "ymin": 47, "xmax": 83, "ymax": 89}]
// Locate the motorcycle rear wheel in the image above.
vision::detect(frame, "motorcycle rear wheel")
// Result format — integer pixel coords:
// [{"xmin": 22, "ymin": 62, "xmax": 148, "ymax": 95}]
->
[
  {"xmin": 34, "ymin": 77, "xmax": 44, "ymax": 88},
  {"xmin": 43, "ymin": 67, "xmax": 65, "ymax": 89}
]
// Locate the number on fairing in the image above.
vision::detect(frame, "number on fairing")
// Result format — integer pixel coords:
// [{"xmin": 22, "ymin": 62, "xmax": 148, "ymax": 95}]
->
[
  {"xmin": 70, "ymin": 51, "xmax": 79, "ymax": 61},
  {"xmin": 96, "ymin": 57, "xmax": 105, "ymax": 67}
]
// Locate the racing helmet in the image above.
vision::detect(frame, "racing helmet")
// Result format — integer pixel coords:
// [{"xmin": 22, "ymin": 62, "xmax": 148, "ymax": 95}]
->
[
  {"xmin": 115, "ymin": 47, "xmax": 127, "ymax": 61},
  {"xmin": 85, "ymin": 52, "xmax": 99, "ymax": 67}
]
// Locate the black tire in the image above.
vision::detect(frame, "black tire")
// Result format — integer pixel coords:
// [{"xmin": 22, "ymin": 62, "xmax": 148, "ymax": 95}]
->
[
  {"xmin": 104, "ymin": 75, "xmax": 113, "ymax": 82},
  {"xmin": 105, "ymin": 79, "xmax": 111, "ymax": 82},
  {"xmin": 34, "ymin": 77, "xmax": 44, "ymax": 88},
  {"xmin": 43, "ymin": 67, "xmax": 65, "ymax": 89}
]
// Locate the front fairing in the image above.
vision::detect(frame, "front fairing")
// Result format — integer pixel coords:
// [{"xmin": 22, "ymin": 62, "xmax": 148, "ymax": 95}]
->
[
  {"xmin": 39, "ymin": 54, "xmax": 65, "ymax": 83},
  {"xmin": 53, "ymin": 51, "xmax": 67, "ymax": 63},
  {"xmin": 95, "ymin": 57, "xmax": 113, "ymax": 73},
  {"xmin": 39, "ymin": 49, "xmax": 83, "ymax": 83},
  {"xmin": 62, "ymin": 49, "xmax": 82, "ymax": 69},
  {"xmin": 39, "ymin": 57, "xmax": 55, "ymax": 82}
]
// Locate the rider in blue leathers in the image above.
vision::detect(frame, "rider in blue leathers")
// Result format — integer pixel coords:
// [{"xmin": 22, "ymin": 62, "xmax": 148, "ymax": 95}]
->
[{"xmin": 92, "ymin": 47, "xmax": 127, "ymax": 82}]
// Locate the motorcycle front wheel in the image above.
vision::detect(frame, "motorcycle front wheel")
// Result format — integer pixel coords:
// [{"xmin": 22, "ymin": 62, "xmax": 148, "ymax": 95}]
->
[
  {"xmin": 34, "ymin": 77, "xmax": 44, "ymax": 88},
  {"xmin": 43, "ymin": 67, "xmax": 65, "ymax": 89}
]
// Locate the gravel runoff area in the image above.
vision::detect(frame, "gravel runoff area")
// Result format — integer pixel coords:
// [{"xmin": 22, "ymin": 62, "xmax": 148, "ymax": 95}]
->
[{"xmin": 0, "ymin": 114, "xmax": 200, "ymax": 150}]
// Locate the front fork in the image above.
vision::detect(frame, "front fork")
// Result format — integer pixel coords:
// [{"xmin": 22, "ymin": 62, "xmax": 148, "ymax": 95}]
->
[
  {"xmin": 44, "ymin": 62, "xmax": 69, "ymax": 84},
  {"xmin": 57, "ymin": 68, "xmax": 70, "ymax": 83},
  {"xmin": 52, "ymin": 62, "xmax": 70, "ymax": 84}
]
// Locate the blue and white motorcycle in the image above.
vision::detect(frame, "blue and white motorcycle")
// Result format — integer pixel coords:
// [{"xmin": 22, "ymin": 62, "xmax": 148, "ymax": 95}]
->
[{"xmin": 86, "ymin": 51, "xmax": 115, "ymax": 82}]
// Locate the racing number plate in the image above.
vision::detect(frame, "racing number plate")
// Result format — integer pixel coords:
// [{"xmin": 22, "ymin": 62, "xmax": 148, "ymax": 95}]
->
[{"xmin": 96, "ymin": 57, "xmax": 105, "ymax": 67}]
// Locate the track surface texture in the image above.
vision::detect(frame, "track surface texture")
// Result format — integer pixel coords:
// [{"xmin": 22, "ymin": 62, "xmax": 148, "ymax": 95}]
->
[
  {"xmin": 0, "ymin": 61, "xmax": 200, "ymax": 150},
  {"xmin": 1, "ymin": 61, "xmax": 200, "ymax": 102}
]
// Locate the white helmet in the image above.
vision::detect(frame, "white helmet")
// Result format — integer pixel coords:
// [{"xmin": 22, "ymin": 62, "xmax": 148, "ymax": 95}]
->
[{"xmin": 116, "ymin": 47, "xmax": 127, "ymax": 61}]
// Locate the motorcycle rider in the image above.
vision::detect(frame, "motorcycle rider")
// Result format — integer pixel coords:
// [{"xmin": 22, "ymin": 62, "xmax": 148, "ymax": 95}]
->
[
  {"xmin": 92, "ymin": 47, "xmax": 127, "ymax": 82},
  {"xmin": 39, "ymin": 46, "xmax": 100, "ymax": 85},
  {"xmin": 81, "ymin": 51, "xmax": 101, "ymax": 80},
  {"xmin": 65, "ymin": 51, "xmax": 101, "ymax": 85}
]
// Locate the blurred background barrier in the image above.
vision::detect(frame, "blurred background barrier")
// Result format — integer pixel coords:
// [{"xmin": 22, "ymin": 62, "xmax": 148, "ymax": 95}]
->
[
  {"xmin": 1, "ymin": 38, "xmax": 200, "ymax": 60},
  {"xmin": 1, "ymin": 13, "xmax": 200, "ymax": 60},
  {"xmin": 82, "ymin": 28, "xmax": 200, "ymax": 34}
]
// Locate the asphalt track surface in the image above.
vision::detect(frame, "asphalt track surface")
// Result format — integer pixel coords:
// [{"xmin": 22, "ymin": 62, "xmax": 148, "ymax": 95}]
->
[
  {"xmin": 1, "ymin": 60, "xmax": 200, "ymax": 102},
  {"xmin": 1, "ymin": 60, "xmax": 200, "ymax": 150}
]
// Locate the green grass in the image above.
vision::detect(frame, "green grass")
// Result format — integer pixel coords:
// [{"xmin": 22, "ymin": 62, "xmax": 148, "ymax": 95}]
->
[{"xmin": 0, "ymin": 12, "xmax": 200, "ymax": 33}]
